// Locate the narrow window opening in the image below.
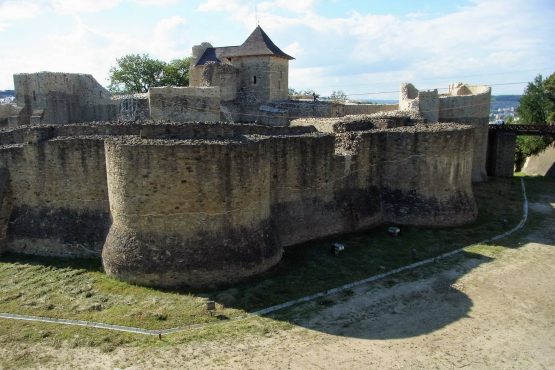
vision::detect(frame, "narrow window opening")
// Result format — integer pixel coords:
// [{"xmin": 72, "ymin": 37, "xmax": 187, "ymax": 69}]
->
[
  {"xmin": 278, "ymin": 80, "xmax": 281, "ymax": 90},
  {"xmin": 33, "ymin": 91, "xmax": 36, "ymax": 102},
  {"xmin": 253, "ymin": 76, "xmax": 257, "ymax": 84}
]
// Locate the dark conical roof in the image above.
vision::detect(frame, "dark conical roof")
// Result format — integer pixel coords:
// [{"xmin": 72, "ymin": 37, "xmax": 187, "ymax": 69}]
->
[
  {"xmin": 237, "ymin": 26, "xmax": 294, "ymax": 60},
  {"xmin": 195, "ymin": 26, "xmax": 294, "ymax": 66}
]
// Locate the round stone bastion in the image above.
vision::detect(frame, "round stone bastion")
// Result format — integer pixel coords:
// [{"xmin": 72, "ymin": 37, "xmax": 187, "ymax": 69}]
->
[{"xmin": 101, "ymin": 136, "xmax": 281, "ymax": 288}]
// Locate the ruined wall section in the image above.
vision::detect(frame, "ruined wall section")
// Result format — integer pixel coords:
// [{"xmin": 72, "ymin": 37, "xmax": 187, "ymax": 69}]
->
[
  {"xmin": 0, "ymin": 120, "xmax": 477, "ymax": 288},
  {"xmin": 399, "ymin": 83, "xmax": 439, "ymax": 122},
  {"xmin": 438, "ymin": 84, "xmax": 491, "ymax": 182},
  {"xmin": 0, "ymin": 131, "xmax": 110, "ymax": 257},
  {"xmin": 0, "ymin": 104, "xmax": 18, "ymax": 128},
  {"xmin": 399, "ymin": 82, "xmax": 492, "ymax": 183},
  {"xmin": 112, "ymin": 93, "xmax": 150, "ymax": 122},
  {"xmin": 343, "ymin": 104, "xmax": 398, "ymax": 116},
  {"xmin": 190, "ymin": 63, "xmax": 239, "ymax": 102},
  {"xmin": 13, "ymin": 72, "xmax": 117, "ymax": 125},
  {"xmin": 375, "ymin": 125, "xmax": 476, "ymax": 225},
  {"xmin": 149, "ymin": 86, "xmax": 221, "ymax": 122}
]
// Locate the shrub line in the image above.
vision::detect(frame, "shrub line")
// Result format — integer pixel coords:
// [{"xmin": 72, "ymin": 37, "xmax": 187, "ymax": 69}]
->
[{"xmin": 0, "ymin": 179, "xmax": 528, "ymax": 336}]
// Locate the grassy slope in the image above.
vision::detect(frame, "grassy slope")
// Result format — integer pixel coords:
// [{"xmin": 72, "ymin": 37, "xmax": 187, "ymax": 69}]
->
[
  {"xmin": 0, "ymin": 178, "xmax": 524, "ymax": 331},
  {"xmin": 0, "ymin": 176, "xmax": 553, "ymax": 368}
]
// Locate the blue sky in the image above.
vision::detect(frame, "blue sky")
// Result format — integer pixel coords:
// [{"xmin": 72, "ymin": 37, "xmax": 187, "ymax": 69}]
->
[{"xmin": 0, "ymin": 0, "xmax": 553, "ymax": 99}]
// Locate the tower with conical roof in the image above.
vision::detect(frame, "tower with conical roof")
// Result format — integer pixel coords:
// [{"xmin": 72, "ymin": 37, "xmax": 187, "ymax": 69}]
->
[{"xmin": 190, "ymin": 26, "xmax": 294, "ymax": 115}]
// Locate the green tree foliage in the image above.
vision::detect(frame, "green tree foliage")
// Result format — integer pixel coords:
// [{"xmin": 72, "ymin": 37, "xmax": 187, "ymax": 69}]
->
[
  {"xmin": 160, "ymin": 58, "xmax": 192, "ymax": 87},
  {"xmin": 108, "ymin": 54, "xmax": 192, "ymax": 94},
  {"xmin": 517, "ymin": 74, "xmax": 555, "ymax": 124},
  {"xmin": 514, "ymin": 73, "xmax": 555, "ymax": 168}
]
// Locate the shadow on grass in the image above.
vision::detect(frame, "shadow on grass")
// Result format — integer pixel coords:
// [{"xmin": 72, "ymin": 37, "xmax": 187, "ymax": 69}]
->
[{"xmin": 269, "ymin": 250, "xmax": 491, "ymax": 340}]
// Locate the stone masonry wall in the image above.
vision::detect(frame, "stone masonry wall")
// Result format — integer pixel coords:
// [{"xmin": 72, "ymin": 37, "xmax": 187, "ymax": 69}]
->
[
  {"xmin": 438, "ymin": 84, "xmax": 491, "ymax": 182},
  {"xmin": 102, "ymin": 137, "xmax": 279, "ymax": 288},
  {"xmin": 343, "ymin": 104, "xmax": 398, "ymax": 116},
  {"xmin": 486, "ymin": 131, "xmax": 516, "ymax": 178},
  {"xmin": 149, "ymin": 86, "xmax": 221, "ymax": 122},
  {"xmin": 13, "ymin": 72, "xmax": 117, "ymax": 125},
  {"xmin": 0, "ymin": 120, "xmax": 476, "ymax": 288},
  {"xmin": 399, "ymin": 82, "xmax": 491, "ymax": 182},
  {"xmin": 0, "ymin": 135, "xmax": 110, "ymax": 257}
]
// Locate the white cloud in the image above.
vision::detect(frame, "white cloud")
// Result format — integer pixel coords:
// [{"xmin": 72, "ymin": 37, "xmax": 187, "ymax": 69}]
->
[
  {"xmin": 134, "ymin": 0, "xmax": 180, "ymax": 6},
  {"xmin": 48, "ymin": 0, "xmax": 121, "ymax": 14},
  {"xmin": 150, "ymin": 16, "xmax": 191, "ymax": 60},
  {"xmin": 0, "ymin": 14, "xmax": 193, "ymax": 88},
  {"xmin": 198, "ymin": 0, "xmax": 554, "ymax": 96},
  {"xmin": 0, "ymin": 1, "xmax": 41, "ymax": 31},
  {"xmin": 284, "ymin": 41, "xmax": 302, "ymax": 59}
]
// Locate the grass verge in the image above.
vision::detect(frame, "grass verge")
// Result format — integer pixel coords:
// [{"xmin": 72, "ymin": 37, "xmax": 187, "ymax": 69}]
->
[{"xmin": 0, "ymin": 177, "xmax": 532, "ymax": 334}]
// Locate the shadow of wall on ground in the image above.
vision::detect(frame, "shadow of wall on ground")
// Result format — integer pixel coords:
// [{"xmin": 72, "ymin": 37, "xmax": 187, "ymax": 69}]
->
[
  {"xmin": 0, "ymin": 177, "xmax": 551, "ymax": 341},
  {"xmin": 265, "ymin": 176, "xmax": 554, "ymax": 340}
]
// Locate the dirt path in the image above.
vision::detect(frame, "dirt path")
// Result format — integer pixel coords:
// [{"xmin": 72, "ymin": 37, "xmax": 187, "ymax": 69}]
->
[{"xmin": 2, "ymin": 193, "xmax": 554, "ymax": 369}]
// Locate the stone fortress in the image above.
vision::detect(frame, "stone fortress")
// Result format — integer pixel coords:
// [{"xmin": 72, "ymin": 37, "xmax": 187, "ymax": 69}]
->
[{"xmin": 0, "ymin": 27, "xmax": 493, "ymax": 288}]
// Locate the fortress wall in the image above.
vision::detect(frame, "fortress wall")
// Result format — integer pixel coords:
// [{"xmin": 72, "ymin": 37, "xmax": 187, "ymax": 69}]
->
[
  {"xmin": 375, "ymin": 125, "xmax": 476, "ymax": 226},
  {"xmin": 102, "ymin": 138, "xmax": 280, "ymax": 288},
  {"xmin": 285, "ymin": 101, "xmax": 344, "ymax": 119},
  {"xmin": 191, "ymin": 64, "xmax": 239, "ymax": 102},
  {"xmin": 439, "ymin": 87, "xmax": 491, "ymax": 182},
  {"xmin": 268, "ymin": 132, "xmax": 384, "ymax": 248},
  {"xmin": 268, "ymin": 135, "xmax": 347, "ymax": 246},
  {"xmin": 13, "ymin": 72, "xmax": 117, "ymax": 125},
  {"xmin": 417, "ymin": 90, "xmax": 440, "ymax": 123},
  {"xmin": 0, "ymin": 137, "xmax": 110, "ymax": 257},
  {"xmin": 112, "ymin": 94, "xmax": 150, "ymax": 122},
  {"xmin": 343, "ymin": 104, "xmax": 398, "ymax": 115},
  {"xmin": 149, "ymin": 86, "xmax": 221, "ymax": 122},
  {"xmin": 0, "ymin": 104, "xmax": 18, "ymax": 128},
  {"xmin": 0, "ymin": 120, "xmax": 479, "ymax": 287},
  {"xmin": 0, "ymin": 122, "xmax": 316, "ymax": 147},
  {"xmin": 0, "ymin": 167, "xmax": 11, "ymax": 254}
]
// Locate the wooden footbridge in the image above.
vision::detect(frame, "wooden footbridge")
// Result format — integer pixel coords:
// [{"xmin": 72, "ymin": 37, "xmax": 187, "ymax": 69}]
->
[{"xmin": 489, "ymin": 124, "xmax": 555, "ymax": 136}]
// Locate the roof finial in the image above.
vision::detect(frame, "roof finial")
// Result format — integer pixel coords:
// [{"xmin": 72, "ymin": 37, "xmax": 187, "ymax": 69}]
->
[
  {"xmin": 254, "ymin": 1, "xmax": 260, "ymax": 26},
  {"xmin": 254, "ymin": 0, "xmax": 259, "ymax": 26}
]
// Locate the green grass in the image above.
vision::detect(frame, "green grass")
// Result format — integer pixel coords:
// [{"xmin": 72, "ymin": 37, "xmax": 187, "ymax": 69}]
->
[
  {"xmin": 0, "ymin": 177, "xmax": 538, "ymax": 334},
  {"xmin": 212, "ymin": 177, "xmax": 524, "ymax": 310},
  {"xmin": 0, "ymin": 175, "xmax": 553, "ymax": 360}
]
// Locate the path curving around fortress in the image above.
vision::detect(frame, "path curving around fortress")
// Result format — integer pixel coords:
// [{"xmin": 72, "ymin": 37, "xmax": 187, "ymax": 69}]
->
[{"xmin": 1, "ymin": 177, "xmax": 554, "ymax": 369}]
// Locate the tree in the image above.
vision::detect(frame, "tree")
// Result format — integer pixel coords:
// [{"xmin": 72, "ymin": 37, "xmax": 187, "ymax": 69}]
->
[
  {"xmin": 330, "ymin": 90, "xmax": 348, "ymax": 102},
  {"xmin": 514, "ymin": 73, "xmax": 555, "ymax": 168},
  {"xmin": 160, "ymin": 58, "xmax": 193, "ymax": 87},
  {"xmin": 108, "ymin": 54, "xmax": 192, "ymax": 94},
  {"xmin": 517, "ymin": 74, "xmax": 555, "ymax": 125}
]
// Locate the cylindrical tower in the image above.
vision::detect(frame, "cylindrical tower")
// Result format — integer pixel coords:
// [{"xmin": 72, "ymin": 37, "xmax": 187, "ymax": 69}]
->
[{"xmin": 102, "ymin": 136, "xmax": 280, "ymax": 288}]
